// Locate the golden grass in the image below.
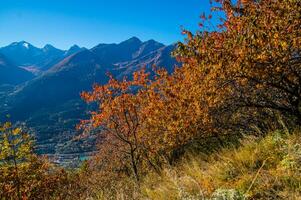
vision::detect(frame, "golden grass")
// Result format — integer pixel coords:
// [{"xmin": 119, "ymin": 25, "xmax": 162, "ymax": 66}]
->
[
  {"xmin": 88, "ymin": 129, "xmax": 301, "ymax": 199},
  {"xmin": 140, "ymin": 129, "xmax": 301, "ymax": 199}
]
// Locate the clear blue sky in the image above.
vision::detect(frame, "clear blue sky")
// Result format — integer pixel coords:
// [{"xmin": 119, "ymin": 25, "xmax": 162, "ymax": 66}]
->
[{"xmin": 0, "ymin": 0, "xmax": 216, "ymax": 49}]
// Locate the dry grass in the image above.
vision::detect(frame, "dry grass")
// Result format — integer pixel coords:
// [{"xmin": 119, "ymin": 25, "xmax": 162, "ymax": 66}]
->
[
  {"xmin": 86, "ymin": 128, "xmax": 301, "ymax": 199},
  {"xmin": 140, "ymin": 129, "xmax": 301, "ymax": 199}
]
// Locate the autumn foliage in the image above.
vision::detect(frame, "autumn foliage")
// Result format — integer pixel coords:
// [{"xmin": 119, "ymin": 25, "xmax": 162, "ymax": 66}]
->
[
  {"xmin": 79, "ymin": 0, "xmax": 301, "ymax": 181},
  {"xmin": 79, "ymin": 71, "xmax": 151, "ymax": 181},
  {"xmin": 0, "ymin": 122, "xmax": 86, "ymax": 200},
  {"xmin": 175, "ymin": 0, "xmax": 301, "ymax": 133},
  {"xmin": 0, "ymin": 0, "xmax": 300, "ymax": 199}
]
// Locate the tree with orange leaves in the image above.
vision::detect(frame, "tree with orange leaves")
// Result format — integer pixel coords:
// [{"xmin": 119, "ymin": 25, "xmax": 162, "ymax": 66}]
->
[
  {"xmin": 174, "ymin": 0, "xmax": 301, "ymax": 131},
  {"xmin": 79, "ymin": 70, "xmax": 151, "ymax": 181}
]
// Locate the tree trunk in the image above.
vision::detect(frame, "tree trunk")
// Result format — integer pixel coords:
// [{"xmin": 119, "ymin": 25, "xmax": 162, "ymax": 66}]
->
[{"xmin": 130, "ymin": 147, "xmax": 139, "ymax": 182}]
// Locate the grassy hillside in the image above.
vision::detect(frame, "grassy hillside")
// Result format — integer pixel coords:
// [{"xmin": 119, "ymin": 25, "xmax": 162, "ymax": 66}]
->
[{"xmin": 91, "ymin": 129, "xmax": 301, "ymax": 200}]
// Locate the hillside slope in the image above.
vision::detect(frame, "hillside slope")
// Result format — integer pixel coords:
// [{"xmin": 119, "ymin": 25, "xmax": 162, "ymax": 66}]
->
[
  {"xmin": 0, "ymin": 54, "xmax": 34, "ymax": 85},
  {"xmin": 87, "ymin": 129, "xmax": 301, "ymax": 200}
]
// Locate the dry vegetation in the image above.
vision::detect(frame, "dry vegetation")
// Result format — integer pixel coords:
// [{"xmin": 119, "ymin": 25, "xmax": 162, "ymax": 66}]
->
[
  {"xmin": 0, "ymin": 0, "xmax": 300, "ymax": 199},
  {"xmin": 140, "ymin": 129, "xmax": 301, "ymax": 200}
]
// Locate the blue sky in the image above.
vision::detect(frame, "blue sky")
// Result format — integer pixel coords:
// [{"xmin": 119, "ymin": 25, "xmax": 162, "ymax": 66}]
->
[{"xmin": 0, "ymin": 0, "xmax": 216, "ymax": 49}]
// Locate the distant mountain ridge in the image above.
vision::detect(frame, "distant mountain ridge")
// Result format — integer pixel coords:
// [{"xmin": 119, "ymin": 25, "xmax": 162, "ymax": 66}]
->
[
  {"xmin": 0, "ymin": 37, "xmax": 178, "ymax": 155},
  {"xmin": 0, "ymin": 41, "xmax": 85, "ymax": 73}
]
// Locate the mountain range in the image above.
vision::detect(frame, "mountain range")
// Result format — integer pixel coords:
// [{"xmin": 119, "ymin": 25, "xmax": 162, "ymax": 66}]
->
[
  {"xmin": 0, "ymin": 37, "xmax": 178, "ymax": 154},
  {"xmin": 0, "ymin": 41, "xmax": 85, "ymax": 73}
]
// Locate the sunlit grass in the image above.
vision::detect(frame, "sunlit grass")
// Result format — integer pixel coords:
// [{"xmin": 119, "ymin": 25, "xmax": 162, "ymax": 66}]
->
[{"xmin": 138, "ymin": 129, "xmax": 301, "ymax": 199}]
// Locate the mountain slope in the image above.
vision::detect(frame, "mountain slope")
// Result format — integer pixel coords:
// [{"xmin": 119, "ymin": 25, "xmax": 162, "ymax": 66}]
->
[
  {"xmin": 65, "ymin": 45, "xmax": 85, "ymax": 57},
  {"xmin": 0, "ymin": 53, "xmax": 34, "ymax": 85},
  {"xmin": 114, "ymin": 45, "xmax": 177, "ymax": 79},
  {"xmin": 91, "ymin": 37, "xmax": 165, "ymax": 64},
  {"xmin": 5, "ymin": 50, "xmax": 108, "ymax": 120},
  {"xmin": 1, "ymin": 50, "xmax": 108, "ymax": 152}
]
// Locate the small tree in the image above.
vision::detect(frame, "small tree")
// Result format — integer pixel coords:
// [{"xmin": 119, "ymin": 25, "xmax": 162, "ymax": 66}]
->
[
  {"xmin": 0, "ymin": 122, "xmax": 34, "ymax": 199},
  {"xmin": 0, "ymin": 121, "xmax": 86, "ymax": 199},
  {"xmin": 79, "ymin": 71, "xmax": 150, "ymax": 181}
]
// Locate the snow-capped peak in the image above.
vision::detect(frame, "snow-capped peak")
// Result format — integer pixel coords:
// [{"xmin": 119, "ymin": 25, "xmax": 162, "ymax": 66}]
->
[{"xmin": 23, "ymin": 42, "xmax": 29, "ymax": 49}]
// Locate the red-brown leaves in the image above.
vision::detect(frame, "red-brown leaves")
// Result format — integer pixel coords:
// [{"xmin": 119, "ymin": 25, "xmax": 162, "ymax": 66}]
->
[{"xmin": 79, "ymin": 0, "xmax": 301, "ymax": 184}]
